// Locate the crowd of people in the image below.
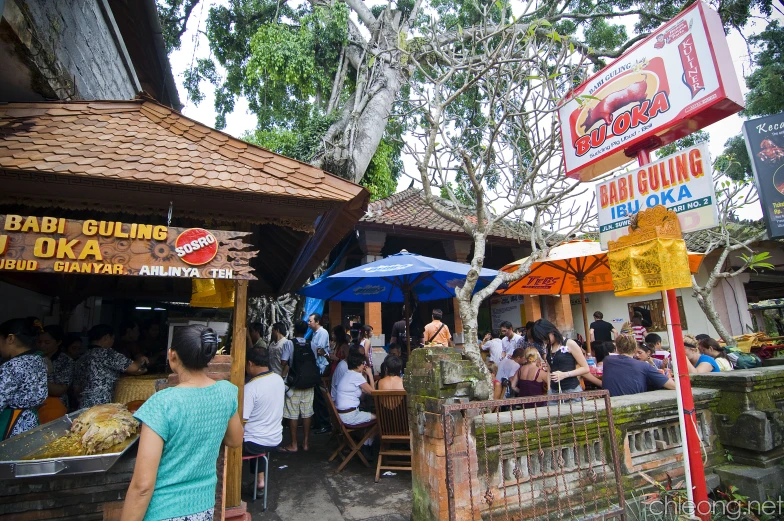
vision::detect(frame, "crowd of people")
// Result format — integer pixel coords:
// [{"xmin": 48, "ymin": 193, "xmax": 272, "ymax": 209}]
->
[
  {"xmin": 0, "ymin": 317, "xmax": 159, "ymax": 440},
  {"xmin": 0, "ymin": 305, "xmax": 748, "ymax": 521},
  {"xmin": 479, "ymin": 312, "xmax": 736, "ymax": 403}
]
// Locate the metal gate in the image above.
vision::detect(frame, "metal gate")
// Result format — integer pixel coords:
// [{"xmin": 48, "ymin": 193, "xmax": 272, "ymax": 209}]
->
[{"xmin": 442, "ymin": 390, "xmax": 626, "ymax": 521}]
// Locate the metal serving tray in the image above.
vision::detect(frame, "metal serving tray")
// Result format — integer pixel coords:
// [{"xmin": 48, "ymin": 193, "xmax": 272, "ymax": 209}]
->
[{"xmin": 0, "ymin": 408, "xmax": 138, "ymax": 479}]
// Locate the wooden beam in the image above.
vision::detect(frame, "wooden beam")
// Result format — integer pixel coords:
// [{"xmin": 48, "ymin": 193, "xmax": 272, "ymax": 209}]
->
[{"xmin": 226, "ymin": 279, "xmax": 248, "ymax": 508}]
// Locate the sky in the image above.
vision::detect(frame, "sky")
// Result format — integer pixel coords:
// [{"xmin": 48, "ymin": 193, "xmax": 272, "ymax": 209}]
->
[{"xmin": 168, "ymin": 3, "xmax": 783, "ymax": 222}]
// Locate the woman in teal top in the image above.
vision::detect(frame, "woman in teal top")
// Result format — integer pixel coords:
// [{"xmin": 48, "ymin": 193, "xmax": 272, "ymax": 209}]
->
[{"xmin": 121, "ymin": 326, "xmax": 243, "ymax": 521}]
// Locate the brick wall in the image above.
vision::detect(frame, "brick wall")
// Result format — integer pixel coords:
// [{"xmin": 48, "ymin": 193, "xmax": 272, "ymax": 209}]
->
[{"xmin": 403, "ymin": 348, "xmax": 485, "ymax": 521}]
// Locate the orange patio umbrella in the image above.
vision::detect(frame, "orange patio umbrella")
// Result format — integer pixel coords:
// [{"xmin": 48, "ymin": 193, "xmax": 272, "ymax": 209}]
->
[{"xmin": 497, "ymin": 240, "xmax": 704, "ymax": 352}]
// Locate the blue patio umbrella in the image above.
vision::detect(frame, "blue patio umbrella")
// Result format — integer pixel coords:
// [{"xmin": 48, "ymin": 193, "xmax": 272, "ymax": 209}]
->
[{"xmin": 298, "ymin": 251, "xmax": 499, "ymax": 352}]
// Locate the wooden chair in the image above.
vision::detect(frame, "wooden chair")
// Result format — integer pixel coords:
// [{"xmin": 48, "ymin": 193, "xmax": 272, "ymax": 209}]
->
[
  {"xmin": 371, "ymin": 390, "xmax": 412, "ymax": 482},
  {"xmin": 322, "ymin": 388, "xmax": 378, "ymax": 472}
]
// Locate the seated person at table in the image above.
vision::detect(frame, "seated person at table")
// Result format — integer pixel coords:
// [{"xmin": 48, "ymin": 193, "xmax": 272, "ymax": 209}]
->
[
  {"xmin": 698, "ymin": 337, "xmax": 733, "ymax": 372},
  {"xmin": 379, "ymin": 344, "xmax": 403, "ymax": 379},
  {"xmin": 602, "ymin": 333, "xmax": 675, "ymax": 397},
  {"xmin": 335, "ymin": 352, "xmax": 375, "ymax": 426},
  {"xmin": 684, "ymin": 334, "xmax": 721, "ymax": 373},
  {"xmin": 332, "ymin": 345, "xmax": 371, "ymax": 402},
  {"xmin": 76, "ymin": 324, "xmax": 148, "ymax": 409},
  {"xmin": 634, "ymin": 342, "xmax": 664, "ymax": 369},
  {"xmin": 244, "ymin": 347, "xmax": 284, "ymax": 492},
  {"xmin": 377, "ymin": 355, "xmax": 404, "ymax": 391},
  {"xmin": 581, "ymin": 341, "xmax": 614, "ymax": 390},
  {"xmin": 645, "ymin": 333, "xmax": 670, "ymax": 360}
]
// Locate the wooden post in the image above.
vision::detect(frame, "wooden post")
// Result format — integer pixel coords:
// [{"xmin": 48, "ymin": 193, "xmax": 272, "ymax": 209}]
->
[
  {"xmin": 226, "ymin": 279, "xmax": 248, "ymax": 509},
  {"xmin": 578, "ymin": 278, "xmax": 590, "ymax": 354}
]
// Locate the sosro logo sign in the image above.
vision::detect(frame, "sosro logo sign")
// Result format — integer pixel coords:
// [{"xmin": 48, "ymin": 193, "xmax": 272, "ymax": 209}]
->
[{"xmin": 175, "ymin": 228, "xmax": 218, "ymax": 266}]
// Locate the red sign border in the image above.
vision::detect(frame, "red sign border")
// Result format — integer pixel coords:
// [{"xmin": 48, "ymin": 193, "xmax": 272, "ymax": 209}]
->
[{"xmin": 558, "ymin": 1, "xmax": 743, "ymax": 181}]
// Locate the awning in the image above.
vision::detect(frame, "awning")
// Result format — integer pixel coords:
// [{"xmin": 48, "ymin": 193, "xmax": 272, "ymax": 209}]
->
[{"xmin": 0, "ymin": 97, "xmax": 369, "ymax": 294}]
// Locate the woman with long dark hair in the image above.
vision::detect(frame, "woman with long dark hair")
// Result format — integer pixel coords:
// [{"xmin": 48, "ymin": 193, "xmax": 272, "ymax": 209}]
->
[
  {"xmin": 698, "ymin": 337, "xmax": 733, "ymax": 372},
  {"xmin": 0, "ymin": 318, "xmax": 47, "ymax": 439},
  {"xmin": 121, "ymin": 325, "xmax": 243, "ymax": 521},
  {"xmin": 532, "ymin": 319, "xmax": 589, "ymax": 401}
]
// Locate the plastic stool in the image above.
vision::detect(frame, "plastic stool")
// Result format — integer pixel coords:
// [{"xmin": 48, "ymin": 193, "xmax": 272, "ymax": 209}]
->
[{"xmin": 242, "ymin": 452, "xmax": 269, "ymax": 510}]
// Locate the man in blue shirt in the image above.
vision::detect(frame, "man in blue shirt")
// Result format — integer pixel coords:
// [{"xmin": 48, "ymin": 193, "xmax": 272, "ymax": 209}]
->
[
  {"xmin": 602, "ymin": 333, "xmax": 675, "ymax": 397},
  {"xmin": 307, "ymin": 313, "xmax": 331, "ymax": 434}
]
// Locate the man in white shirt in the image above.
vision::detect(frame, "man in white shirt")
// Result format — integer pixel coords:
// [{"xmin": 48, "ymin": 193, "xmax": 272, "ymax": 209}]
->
[
  {"xmin": 497, "ymin": 348, "xmax": 526, "ymax": 397},
  {"xmin": 307, "ymin": 313, "xmax": 331, "ymax": 434},
  {"xmin": 244, "ymin": 347, "xmax": 284, "ymax": 492},
  {"xmin": 500, "ymin": 321, "xmax": 523, "ymax": 358},
  {"xmin": 268, "ymin": 322, "xmax": 292, "ymax": 377},
  {"xmin": 481, "ymin": 331, "xmax": 504, "ymax": 364}
]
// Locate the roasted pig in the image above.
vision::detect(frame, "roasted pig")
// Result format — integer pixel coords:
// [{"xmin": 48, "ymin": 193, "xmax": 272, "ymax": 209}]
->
[{"xmin": 70, "ymin": 403, "xmax": 140, "ymax": 454}]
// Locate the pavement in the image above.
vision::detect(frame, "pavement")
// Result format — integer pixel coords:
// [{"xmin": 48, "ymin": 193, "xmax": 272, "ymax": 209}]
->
[{"xmin": 242, "ymin": 429, "xmax": 413, "ymax": 521}]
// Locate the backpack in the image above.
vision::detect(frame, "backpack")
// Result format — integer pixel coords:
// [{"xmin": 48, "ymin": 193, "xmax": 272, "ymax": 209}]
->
[
  {"xmin": 727, "ymin": 349, "xmax": 762, "ymax": 370},
  {"xmin": 286, "ymin": 339, "xmax": 321, "ymax": 389}
]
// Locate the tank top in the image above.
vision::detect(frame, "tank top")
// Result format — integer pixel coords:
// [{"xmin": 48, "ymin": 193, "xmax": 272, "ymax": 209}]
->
[
  {"xmin": 515, "ymin": 367, "xmax": 546, "ymax": 408},
  {"xmin": 547, "ymin": 345, "xmax": 579, "ymax": 391}
]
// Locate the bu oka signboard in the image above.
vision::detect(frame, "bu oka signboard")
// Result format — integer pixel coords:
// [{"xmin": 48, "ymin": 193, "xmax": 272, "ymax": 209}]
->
[
  {"xmin": 596, "ymin": 143, "xmax": 718, "ymax": 248},
  {"xmin": 558, "ymin": 1, "xmax": 743, "ymax": 181},
  {"xmin": 0, "ymin": 215, "xmax": 257, "ymax": 280},
  {"xmin": 743, "ymin": 112, "xmax": 784, "ymax": 239}
]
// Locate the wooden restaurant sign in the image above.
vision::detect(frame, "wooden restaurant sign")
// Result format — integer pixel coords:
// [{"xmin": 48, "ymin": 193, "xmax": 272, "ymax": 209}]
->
[{"xmin": 0, "ymin": 215, "xmax": 257, "ymax": 280}]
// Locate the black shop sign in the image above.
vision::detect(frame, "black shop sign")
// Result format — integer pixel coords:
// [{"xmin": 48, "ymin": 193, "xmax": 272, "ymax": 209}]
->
[{"xmin": 743, "ymin": 112, "xmax": 784, "ymax": 239}]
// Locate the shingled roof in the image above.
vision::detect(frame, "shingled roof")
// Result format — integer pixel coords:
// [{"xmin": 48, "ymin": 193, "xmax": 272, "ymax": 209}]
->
[
  {"xmin": 0, "ymin": 98, "xmax": 360, "ymax": 202},
  {"xmin": 360, "ymin": 187, "xmax": 528, "ymax": 243},
  {"xmin": 0, "ymin": 97, "xmax": 369, "ymax": 294}
]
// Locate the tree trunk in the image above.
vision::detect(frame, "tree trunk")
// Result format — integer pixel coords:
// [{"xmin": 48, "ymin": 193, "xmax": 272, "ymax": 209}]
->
[
  {"xmin": 692, "ymin": 285, "xmax": 735, "ymax": 346},
  {"xmin": 454, "ymin": 233, "xmax": 492, "ymax": 399},
  {"xmin": 313, "ymin": 13, "xmax": 405, "ymax": 183}
]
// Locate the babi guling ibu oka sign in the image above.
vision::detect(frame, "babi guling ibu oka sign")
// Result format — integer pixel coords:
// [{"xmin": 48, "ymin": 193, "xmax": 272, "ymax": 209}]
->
[
  {"xmin": 0, "ymin": 215, "xmax": 257, "ymax": 279},
  {"xmin": 743, "ymin": 113, "xmax": 784, "ymax": 239},
  {"xmin": 596, "ymin": 142, "xmax": 718, "ymax": 248},
  {"xmin": 558, "ymin": 1, "xmax": 743, "ymax": 181}
]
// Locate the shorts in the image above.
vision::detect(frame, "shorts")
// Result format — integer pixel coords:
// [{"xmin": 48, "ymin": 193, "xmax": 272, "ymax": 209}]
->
[
  {"xmin": 339, "ymin": 409, "xmax": 375, "ymax": 426},
  {"xmin": 283, "ymin": 387, "xmax": 314, "ymax": 420},
  {"xmin": 548, "ymin": 384, "xmax": 583, "ymax": 405}
]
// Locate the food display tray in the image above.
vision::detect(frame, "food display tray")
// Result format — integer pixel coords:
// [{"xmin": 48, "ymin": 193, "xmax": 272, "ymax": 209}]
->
[{"xmin": 0, "ymin": 408, "xmax": 138, "ymax": 479}]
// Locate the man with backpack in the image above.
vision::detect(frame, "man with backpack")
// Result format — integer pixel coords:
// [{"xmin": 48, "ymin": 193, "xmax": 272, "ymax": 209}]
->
[{"xmin": 281, "ymin": 320, "xmax": 321, "ymax": 452}]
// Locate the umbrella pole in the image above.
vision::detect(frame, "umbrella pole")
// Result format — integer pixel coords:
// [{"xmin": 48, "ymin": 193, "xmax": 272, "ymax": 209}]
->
[
  {"xmin": 404, "ymin": 286, "xmax": 411, "ymax": 355},
  {"xmin": 578, "ymin": 277, "xmax": 590, "ymax": 354}
]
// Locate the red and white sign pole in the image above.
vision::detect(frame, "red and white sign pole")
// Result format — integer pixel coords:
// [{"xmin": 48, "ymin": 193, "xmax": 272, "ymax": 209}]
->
[{"xmin": 637, "ymin": 148, "xmax": 710, "ymax": 521}]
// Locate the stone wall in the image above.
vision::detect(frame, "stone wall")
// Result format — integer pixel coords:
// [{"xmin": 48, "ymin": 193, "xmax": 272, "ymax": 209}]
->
[
  {"xmin": 2, "ymin": 0, "xmax": 139, "ymax": 101},
  {"xmin": 406, "ymin": 351, "xmax": 784, "ymax": 521}
]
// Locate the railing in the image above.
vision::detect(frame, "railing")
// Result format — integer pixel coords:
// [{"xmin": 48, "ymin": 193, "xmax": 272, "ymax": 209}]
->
[{"xmin": 442, "ymin": 390, "xmax": 626, "ymax": 521}]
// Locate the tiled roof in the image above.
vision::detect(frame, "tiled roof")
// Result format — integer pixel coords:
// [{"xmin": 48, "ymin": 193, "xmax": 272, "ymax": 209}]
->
[
  {"xmin": 360, "ymin": 187, "xmax": 528, "ymax": 241},
  {"xmin": 0, "ymin": 98, "xmax": 363, "ymax": 203}
]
